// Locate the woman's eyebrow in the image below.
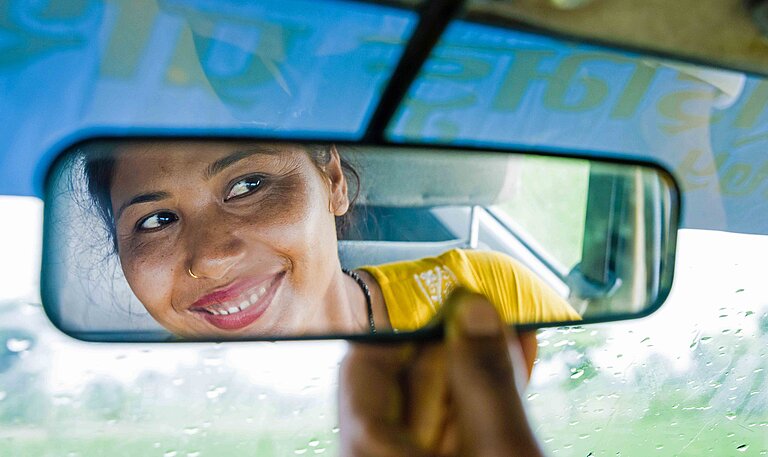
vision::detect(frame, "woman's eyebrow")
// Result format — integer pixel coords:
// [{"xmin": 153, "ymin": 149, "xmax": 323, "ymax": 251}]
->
[
  {"xmin": 116, "ymin": 191, "xmax": 171, "ymax": 221},
  {"xmin": 205, "ymin": 148, "xmax": 277, "ymax": 180}
]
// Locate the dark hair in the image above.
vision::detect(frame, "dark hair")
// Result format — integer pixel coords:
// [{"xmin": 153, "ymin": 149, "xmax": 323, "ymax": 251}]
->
[{"xmin": 81, "ymin": 140, "xmax": 361, "ymax": 253}]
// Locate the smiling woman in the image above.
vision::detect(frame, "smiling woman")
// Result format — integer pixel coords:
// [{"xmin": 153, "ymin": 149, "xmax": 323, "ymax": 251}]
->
[
  {"xmin": 82, "ymin": 140, "xmax": 377, "ymax": 338},
  {"xmin": 47, "ymin": 139, "xmax": 582, "ymax": 343}
]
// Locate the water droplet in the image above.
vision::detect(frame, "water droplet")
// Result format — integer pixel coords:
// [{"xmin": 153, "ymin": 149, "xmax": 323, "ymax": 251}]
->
[
  {"xmin": 579, "ymin": 433, "xmax": 590, "ymax": 439},
  {"xmin": 570, "ymin": 369, "xmax": 584, "ymax": 379},
  {"xmin": 187, "ymin": 452, "xmax": 200, "ymax": 457},
  {"xmin": 527, "ymin": 393, "xmax": 540, "ymax": 400},
  {"xmin": 0, "ymin": 391, "xmax": 6, "ymax": 401},
  {"xmin": 737, "ymin": 444, "xmax": 748, "ymax": 452},
  {"xmin": 313, "ymin": 449, "xmax": 326, "ymax": 455},
  {"xmin": 655, "ymin": 444, "xmax": 664, "ymax": 450},
  {"xmin": 726, "ymin": 412, "xmax": 737, "ymax": 421},
  {"xmin": 164, "ymin": 452, "xmax": 177, "ymax": 457},
  {"xmin": 6, "ymin": 338, "xmax": 30, "ymax": 352},
  {"xmin": 735, "ymin": 288, "xmax": 744, "ymax": 293},
  {"xmin": 205, "ymin": 386, "xmax": 226, "ymax": 399},
  {"xmin": 640, "ymin": 337, "xmax": 650, "ymax": 343},
  {"xmin": 294, "ymin": 449, "xmax": 307, "ymax": 455},
  {"xmin": 308, "ymin": 439, "xmax": 320, "ymax": 447},
  {"xmin": 183, "ymin": 427, "xmax": 200, "ymax": 435},
  {"xmin": 331, "ymin": 427, "xmax": 340, "ymax": 434}
]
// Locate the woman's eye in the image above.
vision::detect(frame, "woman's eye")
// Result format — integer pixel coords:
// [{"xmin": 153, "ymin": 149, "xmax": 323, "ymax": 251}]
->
[
  {"xmin": 137, "ymin": 212, "xmax": 178, "ymax": 231},
  {"xmin": 226, "ymin": 175, "xmax": 262, "ymax": 200}
]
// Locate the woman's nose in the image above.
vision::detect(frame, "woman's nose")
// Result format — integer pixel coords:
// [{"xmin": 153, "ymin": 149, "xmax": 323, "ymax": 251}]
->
[{"xmin": 185, "ymin": 222, "xmax": 246, "ymax": 281}]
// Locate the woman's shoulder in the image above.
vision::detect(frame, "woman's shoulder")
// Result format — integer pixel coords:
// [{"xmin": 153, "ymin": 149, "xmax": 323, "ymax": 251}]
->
[{"xmin": 436, "ymin": 248, "xmax": 526, "ymax": 274}]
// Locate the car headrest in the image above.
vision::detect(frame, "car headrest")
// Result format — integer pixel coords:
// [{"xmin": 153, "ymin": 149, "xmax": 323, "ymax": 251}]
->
[{"xmin": 346, "ymin": 147, "xmax": 517, "ymax": 207}]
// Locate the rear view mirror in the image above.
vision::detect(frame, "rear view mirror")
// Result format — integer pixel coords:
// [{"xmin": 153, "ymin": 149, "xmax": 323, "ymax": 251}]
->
[{"xmin": 42, "ymin": 138, "xmax": 679, "ymax": 341}]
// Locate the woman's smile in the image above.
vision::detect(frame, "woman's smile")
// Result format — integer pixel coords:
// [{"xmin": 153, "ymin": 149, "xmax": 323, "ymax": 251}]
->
[{"xmin": 188, "ymin": 272, "xmax": 286, "ymax": 331}]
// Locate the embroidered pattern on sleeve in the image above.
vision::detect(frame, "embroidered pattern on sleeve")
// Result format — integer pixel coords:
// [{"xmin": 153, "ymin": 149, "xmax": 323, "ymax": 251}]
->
[{"xmin": 414, "ymin": 265, "xmax": 458, "ymax": 308}]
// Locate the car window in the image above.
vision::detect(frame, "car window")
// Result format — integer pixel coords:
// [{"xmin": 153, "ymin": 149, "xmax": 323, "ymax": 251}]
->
[{"xmin": 491, "ymin": 156, "xmax": 590, "ymax": 273}]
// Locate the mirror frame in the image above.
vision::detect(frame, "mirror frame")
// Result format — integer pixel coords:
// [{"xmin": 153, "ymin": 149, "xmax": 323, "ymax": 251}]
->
[{"xmin": 40, "ymin": 134, "xmax": 682, "ymax": 343}]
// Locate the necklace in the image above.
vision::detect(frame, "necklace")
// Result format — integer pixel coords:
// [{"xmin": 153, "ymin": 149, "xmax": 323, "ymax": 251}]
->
[{"xmin": 342, "ymin": 268, "xmax": 376, "ymax": 334}]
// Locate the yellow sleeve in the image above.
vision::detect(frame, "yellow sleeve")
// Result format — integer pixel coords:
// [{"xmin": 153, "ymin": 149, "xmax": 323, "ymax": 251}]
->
[{"xmin": 458, "ymin": 250, "xmax": 581, "ymax": 324}]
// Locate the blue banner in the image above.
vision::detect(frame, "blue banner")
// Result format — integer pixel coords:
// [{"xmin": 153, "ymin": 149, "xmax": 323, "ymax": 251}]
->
[{"xmin": 0, "ymin": 0, "xmax": 415, "ymax": 196}]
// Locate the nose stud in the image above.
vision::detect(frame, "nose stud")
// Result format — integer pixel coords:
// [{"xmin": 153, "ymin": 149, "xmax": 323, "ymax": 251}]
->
[{"xmin": 188, "ymin": 267, "xmax": 199, "ymax": 279}]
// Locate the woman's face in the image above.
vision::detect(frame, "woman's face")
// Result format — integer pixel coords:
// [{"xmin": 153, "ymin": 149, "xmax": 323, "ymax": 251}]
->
[{"xmin": 109, "ymin": 141, "xmax": 349, "ymax": 338}]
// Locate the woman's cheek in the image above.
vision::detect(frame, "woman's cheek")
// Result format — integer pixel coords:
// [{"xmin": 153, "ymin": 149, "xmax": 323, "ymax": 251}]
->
[{"xmin": 120, "ymin": 244, "xmax": 177, "ymax": 318}]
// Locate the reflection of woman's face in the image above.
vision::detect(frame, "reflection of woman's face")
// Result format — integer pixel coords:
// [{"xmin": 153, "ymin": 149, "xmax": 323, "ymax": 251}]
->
[{"xmin": 109, "ymin": 141, "xmax": 350, "ymax": 338}]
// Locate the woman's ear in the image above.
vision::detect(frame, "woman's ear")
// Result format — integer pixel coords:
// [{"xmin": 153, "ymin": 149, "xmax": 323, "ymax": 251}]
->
[{"xmin": 325, "ymin": 144, "xmax": 350, "ymax": 216}]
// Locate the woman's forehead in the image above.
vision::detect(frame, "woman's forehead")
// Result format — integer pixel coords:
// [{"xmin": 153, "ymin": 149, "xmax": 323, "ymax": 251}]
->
[
  {"xmin": 111, "ymin": 140, "xmax": 309, "ymax": 196},
  {"xmin": 112, "ymin": 141, "xmax": 307, "ymax": 176},
  {"xmin": 114, "ymin": 140, "xmax": 301, "ymax": 162}
]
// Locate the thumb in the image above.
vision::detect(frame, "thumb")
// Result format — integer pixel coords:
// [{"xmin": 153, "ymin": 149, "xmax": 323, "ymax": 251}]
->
[{"xmin": 443, "ymin": 288, "xmax": 545, "ymax": 457}]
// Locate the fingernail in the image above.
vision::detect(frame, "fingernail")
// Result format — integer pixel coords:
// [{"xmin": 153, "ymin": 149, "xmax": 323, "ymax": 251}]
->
[{"xmin": 454, "ymin": 294, "xmax": 502, "ymax": 337}]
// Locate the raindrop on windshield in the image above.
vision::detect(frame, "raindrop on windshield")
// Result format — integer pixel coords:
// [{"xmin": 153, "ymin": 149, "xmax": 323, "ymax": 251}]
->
[
  {"xmin": 5, "ymin": 338, "xmax": 30, "ymax": 352},
  {"xmin": 294, "ymin": 448, "xmax": 308, "ymax": 455},
  {"xmin": 308, "ymin": 439, "xmax": 320, "ymax": 447},
  {"xmin": 205, "ymin": 386, "xmax": 227, "ymax": 399},
  {"xmin": 163, "ymin": 451, "xmax": 177, "ymax": 457},
  {"xmin": 737, "ymin": 444, "xmax": 749, "ymax": 452}
]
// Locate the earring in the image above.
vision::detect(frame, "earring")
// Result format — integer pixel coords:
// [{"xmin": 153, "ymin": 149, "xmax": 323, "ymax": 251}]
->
[{"xmin": 188, "ymin": 267, "xmax": 199, "ymax": 279}]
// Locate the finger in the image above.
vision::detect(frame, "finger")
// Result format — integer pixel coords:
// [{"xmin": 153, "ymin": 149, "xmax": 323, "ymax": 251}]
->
[
  {"xmin": 405, "ymin": 343, "xmax": 450, "ymax": 451},
  {"xmin": 339, "ymin": 343, "xmax": 428, "ymax": 457},
  {"xmin": 444, "ymin": 288, "xmax": 545, "ymax": 457}
]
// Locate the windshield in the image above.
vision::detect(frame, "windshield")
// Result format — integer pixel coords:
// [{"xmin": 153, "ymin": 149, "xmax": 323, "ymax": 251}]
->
[{"xmin": 1, "ymin": 1, "xmax": 767, "ymax": 455}]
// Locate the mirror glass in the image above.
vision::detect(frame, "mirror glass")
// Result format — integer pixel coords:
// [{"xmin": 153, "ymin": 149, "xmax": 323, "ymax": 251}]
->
[{"xmin": 42, "ymin": 139, "xmax": 679, "ymax": 341}]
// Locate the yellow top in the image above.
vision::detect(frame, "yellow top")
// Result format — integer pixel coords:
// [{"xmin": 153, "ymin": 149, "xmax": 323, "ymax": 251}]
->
[{"xmin": 360, "ymin": 249, "xmax": 580, "ymax": 331}]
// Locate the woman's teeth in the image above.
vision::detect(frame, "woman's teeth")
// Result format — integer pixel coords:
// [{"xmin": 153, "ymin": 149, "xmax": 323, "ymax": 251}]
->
[{"xmin": 204, "ymin": 286, "xmax": 268, "ymax": 316}]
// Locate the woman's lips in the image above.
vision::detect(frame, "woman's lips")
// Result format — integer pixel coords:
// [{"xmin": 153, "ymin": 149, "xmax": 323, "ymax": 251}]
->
[{"xmin": 189, "ymin": 273, "xmax": 285, "ymax": 332}]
